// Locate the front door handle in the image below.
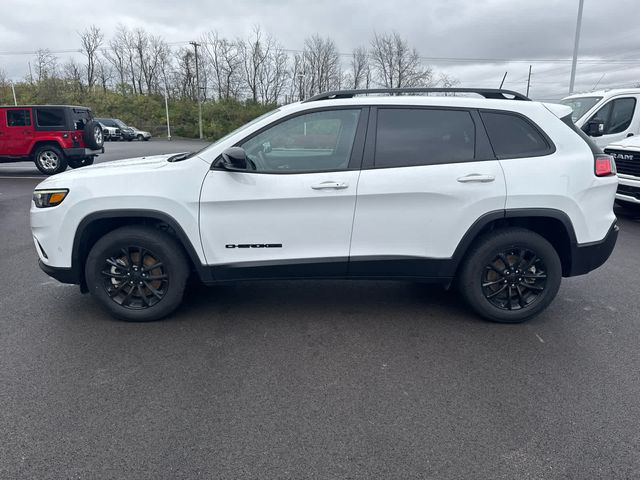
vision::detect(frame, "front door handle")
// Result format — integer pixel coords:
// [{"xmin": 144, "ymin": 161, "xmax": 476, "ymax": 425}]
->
[
  {"xmin": 457, "ymin": 174, "xmax": 495, "ymax": 183},
  {"xmin": 311, "ymin": 181, "xmax": 349, "ymax": 190}
]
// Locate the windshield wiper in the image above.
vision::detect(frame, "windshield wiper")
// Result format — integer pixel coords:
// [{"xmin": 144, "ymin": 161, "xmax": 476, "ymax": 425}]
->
[{"xmin": 167, "ymin": 152, "xmax": 193, "ymax": 162}]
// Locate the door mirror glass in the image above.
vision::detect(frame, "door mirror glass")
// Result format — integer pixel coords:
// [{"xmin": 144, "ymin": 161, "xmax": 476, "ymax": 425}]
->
[
  {"xmin": 586, "ymin": 118, "xmax": 605, "ymax": 137},
  {"xmin": 221, "ymin": 146, "xmax": 248, "ymax": 170}
]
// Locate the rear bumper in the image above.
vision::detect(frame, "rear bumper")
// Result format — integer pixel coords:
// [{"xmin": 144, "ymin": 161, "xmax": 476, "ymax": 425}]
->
[
  {"xmin": 63, "ymin": 147, "xmax": 104, "ymax": 159},
  {"xmin": 38, "ymin": 259, "xmax": 79, "ymax": 285},
  {"xmin": 567, "ymin": 221, "xmax": 619, "ymax": 276}
]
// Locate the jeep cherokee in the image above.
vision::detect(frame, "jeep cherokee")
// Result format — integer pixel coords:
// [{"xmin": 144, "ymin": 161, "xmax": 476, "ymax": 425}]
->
[{"xmin": 30, "ymin": 88, "xmax": 619, "ymax": 323}]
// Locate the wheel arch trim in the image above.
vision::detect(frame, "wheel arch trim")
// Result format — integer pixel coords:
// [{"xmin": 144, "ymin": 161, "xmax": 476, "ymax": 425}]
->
[{"xmin": 71, "ymin": 209, "xmax": 212, "ymax": 288}]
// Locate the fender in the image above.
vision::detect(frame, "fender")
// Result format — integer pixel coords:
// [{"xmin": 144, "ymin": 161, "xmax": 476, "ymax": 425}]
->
[{"xmin": 71, "ymin": 209, "xmax": 213, "ymax": 288}]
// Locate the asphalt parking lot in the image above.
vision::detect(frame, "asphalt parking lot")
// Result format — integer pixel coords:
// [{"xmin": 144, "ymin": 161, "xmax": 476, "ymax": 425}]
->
[{"xmin": 1, "ymin": 141, "xmax": 640, "ymax": 479}]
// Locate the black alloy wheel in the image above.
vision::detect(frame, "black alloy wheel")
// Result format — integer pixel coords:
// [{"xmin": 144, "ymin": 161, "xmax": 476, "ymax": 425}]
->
[
  {"xmin": 458, "ymin": 227, "xmax": 562, "ymax": 323},
  {"xmin": 481, "ymin": 248, "xmax": 547, "ymax": 311},
  {"xmin": 85, "ymin": 226, "xmax": 189, "ymax": 321},
  {"xmin": 101, "ymin": 246, "xmax": 169, "ymax": 310}
]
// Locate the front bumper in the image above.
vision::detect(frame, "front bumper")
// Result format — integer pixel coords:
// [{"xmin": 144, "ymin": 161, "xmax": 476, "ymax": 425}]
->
[
  {"xmin": 567, "ymin": 221, "xmax": 619, "ymax": 276},
  {"xmin": 63, "ymin": 147, "xmax": 104, "ymax": 159},
  {"xmin": 38, "ymin": 259, "xmax": 79, "ymax": 284},
  {"xmin": 616, "ymin": 175, "xmax": 640, "ymax": 204}
]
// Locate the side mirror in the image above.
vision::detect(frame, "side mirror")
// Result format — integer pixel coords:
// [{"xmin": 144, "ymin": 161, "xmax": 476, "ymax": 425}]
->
[
  {"xmin": 221, "ymin": 147, "xmax": 248, "ymax": 170},
  {"xmin": 586, "ymin": 118, "xmax": 605, "ymax": 137}
]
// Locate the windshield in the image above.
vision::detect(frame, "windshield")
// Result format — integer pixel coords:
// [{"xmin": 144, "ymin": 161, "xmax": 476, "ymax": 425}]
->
[
  {"xmin": 114, "ymin": 119, "xmax": 128, "ymax": 129},
  {"xmin": 560, "ymin": 96, "xmax": 603, "ymax": 122}
]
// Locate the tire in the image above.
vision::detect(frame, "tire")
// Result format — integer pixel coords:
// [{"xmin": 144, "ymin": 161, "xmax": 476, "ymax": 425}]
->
[
  {"xmin": 33, "ymin": 145, "xmax": 68, "ymax": 175},
  {"xmin": 85, "ymin": 226, "xmax": 190, "ymax": 322},
  {"xmin": 83, "ymin": 120, "xmax": 104, "ymax": 150},
  {"xmin": 137, "ymin": 134, "xmax": 144, "ymax": 141},
  {"xmin": 458, "ymin": 227, "xmax": 562, "ymax": 323},
  {"xmin": 68, "ymin": 157, "xmax": 95, "ymax": 169}
]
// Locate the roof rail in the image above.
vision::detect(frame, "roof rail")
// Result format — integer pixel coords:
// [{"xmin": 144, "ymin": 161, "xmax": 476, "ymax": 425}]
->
[{"xmin": 302, "ymin": 88, "xmax": 531, "ymax": 103}]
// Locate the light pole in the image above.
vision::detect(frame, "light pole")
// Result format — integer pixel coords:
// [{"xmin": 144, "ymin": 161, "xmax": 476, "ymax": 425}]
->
[
  {"xmin": 164, "ymin": 86, "xmax": 172, "ymax": 141},
  {"xmin": 11, "ymin": 82, "xmax": 17, "ymax": 105},
  {"xmin": 190, "ymin": 41, "xmax": 204, "ymax": 139},
  {"xmin": 569, "ymin": 0, "xmax": 585, "ymax": 94}
]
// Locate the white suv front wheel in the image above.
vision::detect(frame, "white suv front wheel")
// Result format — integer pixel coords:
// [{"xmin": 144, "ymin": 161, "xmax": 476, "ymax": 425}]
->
[
  {"xmin": 85, "ymin": 226, "xmax": 189, "ymax": 321},
  {"xmin": 458, "ymin": 228, "xmax": 562, "ymax": 323}
]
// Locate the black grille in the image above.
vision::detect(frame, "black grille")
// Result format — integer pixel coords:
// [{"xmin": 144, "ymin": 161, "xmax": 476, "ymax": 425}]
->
[
  {"xmin": 605, "ymin": 149, "xmax": 640, "ymax": 177},
  {"xmin": 617, "ymin": 184, "xmax": 640, "ymax": 200}
]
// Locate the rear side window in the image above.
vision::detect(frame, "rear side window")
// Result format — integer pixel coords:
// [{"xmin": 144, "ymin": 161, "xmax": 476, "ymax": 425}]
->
[
  {"xmin": 374, "ymin": 108, "xmax": 475, "ymax": 167},
  {"xmin": 6, "ymin": 109, "xmax": 31, "ymax": 127},
  {"xmin": 480, "ymin": 111, "xmax": 552, "ymax": 158},
  {"xmin": 35, "ymin": 108, "xmax": 65, "ymax": 128}
]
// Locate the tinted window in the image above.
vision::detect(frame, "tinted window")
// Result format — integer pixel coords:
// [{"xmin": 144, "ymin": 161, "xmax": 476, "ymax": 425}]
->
[
  {"xmin": 36, "ymin": 108, "xmax": 65, "ymax": 128},
  {"xmin": 374, "ymin": 108, "xmax": 475, "ymax": 168},
  {"xmin": 589, "ymin": 98, "xmax": 636, "ymax": 135},
  {"xmin": 239, "ymin": 109, "xmax": 360, "ymax": 173},
  {"xmin": 481, "ymin": 111, "xmax": 551, "ymax": 158},
  {"xmin": 6, "ymin": 109, "xmax": 31, "ymax": 127}
]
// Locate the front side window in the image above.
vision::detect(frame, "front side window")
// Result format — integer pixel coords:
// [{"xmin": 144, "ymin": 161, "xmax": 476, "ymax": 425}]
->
[
  {"xmin": 480, "ymin": 111, "xmax": 551, "ymax": 158},
  {"xmin": 35, "ymin": 108, "xmax": 65, "ymax": 128},
  {"xmin": 6, "ymin": 109, "xmax": 31, "ymax": 127},
  {"xmin": 374, "ymin": 108, "xmax": 476, "ymax": 168},
  {"xmin": 589, "ymin": 97, "xmax": 637, "ymax": 135},
  {"xmin": 239, "ymin": 109, "xmax": 361, "ymax": 173}
]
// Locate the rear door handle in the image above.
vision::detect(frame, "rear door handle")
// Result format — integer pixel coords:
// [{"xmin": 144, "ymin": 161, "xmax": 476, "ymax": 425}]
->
[
  {"xmin": 457, "ymin": 174, "xmax": 495, "ymax": 183},
  {"xmin": 311, "ymin": 181, "xmax": 349, "ymax": 190}
]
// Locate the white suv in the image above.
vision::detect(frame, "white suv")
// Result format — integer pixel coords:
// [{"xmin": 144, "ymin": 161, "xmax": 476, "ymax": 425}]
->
[{"xmin": 31, "ymin": 88, "xmax": 619, "ymax": 323}]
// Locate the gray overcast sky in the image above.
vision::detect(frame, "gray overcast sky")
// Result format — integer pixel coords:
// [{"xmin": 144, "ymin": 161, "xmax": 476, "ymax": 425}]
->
[{"xmin": 1, "ymin": 0, "xmax": 639, "ymax": 100}]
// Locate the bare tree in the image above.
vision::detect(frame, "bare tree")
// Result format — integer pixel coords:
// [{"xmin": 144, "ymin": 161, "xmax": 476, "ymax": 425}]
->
[
  {"xmin": 239, "ymin": 26, "xmax": 269, "ymax": 102},
  {"xmin": 301, "ymin": 34, "xmax": 341, "ymax": 98},
  {"xmin": 174, "ymin": 47, "xmax": 196, "ymax": 99},
  {"xmin": 370, "ymin": 31, "xmax": 433, "ymax": 88},
  {"xmin": 34, "ymin": 49, "xmax": 58, "ymax": 82},
  {"xmin": 96, "ymin": 57, "xmax": 113, "ymax": 93},
  {"xmin": 438, "ymin": 72, "xmax": 460, "ymax": 94},
  {"xmin": 63, "ymin": 59, "xmax": 84, "ymax": 94},
  {"xmin": 103, "ymin": 25, "xmax": 129, "ymax": 94},
  {"xmin": 350, "ymin": 46, "xmax": 370, "ymax": 89},
  {"xmin": 79, "ymin": 25, "xmax": 103, "ymax": 90},
  {"xmin": 202, "ymin": 32, "xmax": 243, "ymax": 100},
  {"xmin": 259, "ymin": 42, "xmax": 289, "ymax": 104}
]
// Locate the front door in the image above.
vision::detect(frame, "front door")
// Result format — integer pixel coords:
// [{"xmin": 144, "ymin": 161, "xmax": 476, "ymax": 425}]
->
[
  {"xmin": 2, "ymin": 108, "xmax": 33, "ymax": 156},
  {"xmin": 586, "ymin": 95, "xmax": 640, "ymax": 148},
  {"xmin": 199, "ymin": 107, "xmax": 367, "ymax": 280}
]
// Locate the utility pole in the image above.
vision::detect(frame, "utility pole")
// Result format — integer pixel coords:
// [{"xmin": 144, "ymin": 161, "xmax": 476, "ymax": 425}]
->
[
  {"xmin": 526, "ymin": 65, "xmax": 532, "ymax": 97},
  {"xmin": 190, "ymin": 41, "xmax": 204, "ymax": 140},
  {"xmin": 569, "ymin": 0, "xmax": 585, "ymax": 94}
]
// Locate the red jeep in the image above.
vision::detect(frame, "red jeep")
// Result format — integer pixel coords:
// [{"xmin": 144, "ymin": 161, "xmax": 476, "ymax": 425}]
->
[{"xmin": 0, "ymin": 105, "xmax": 104, "ymax": 175}]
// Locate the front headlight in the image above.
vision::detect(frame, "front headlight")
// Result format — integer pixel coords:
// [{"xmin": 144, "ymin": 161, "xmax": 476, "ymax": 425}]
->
[{"xmin": 33, "ymin": 189, "xmax": 69, "ymax": 208}]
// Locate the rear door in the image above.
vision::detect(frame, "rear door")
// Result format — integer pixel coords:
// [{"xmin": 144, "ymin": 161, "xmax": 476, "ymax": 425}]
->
[
  {"xmin": 1, "ymin": 108, "xmax": 33, "ymax": 155},
  {"xmin": 349, "ymin": 106, "xmax": 506, "ymax": 278}
]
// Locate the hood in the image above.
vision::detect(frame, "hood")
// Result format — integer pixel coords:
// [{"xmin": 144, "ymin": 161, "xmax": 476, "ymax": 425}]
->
[
  {"xmin": 36, "ymin": 153, "xmax": 176, "ymax": 189},
  {"xmin": 605, "ymin": 135, "xmax": 640, "ymax": 150}
]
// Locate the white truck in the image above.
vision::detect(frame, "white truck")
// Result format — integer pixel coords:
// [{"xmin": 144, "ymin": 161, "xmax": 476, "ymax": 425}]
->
[
  {"xmin": 560, "ymin": 88, "xmax": 640, "ymax": 148},
  {"xmin": 561, "ymin": 89, "xmax": 640, "ymax": 207}
]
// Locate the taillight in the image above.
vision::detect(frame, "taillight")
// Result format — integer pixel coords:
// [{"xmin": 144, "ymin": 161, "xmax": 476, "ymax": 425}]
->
[{"xmin": 595, "ymin": 154, "xmax": 616, "ymax": 177}]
